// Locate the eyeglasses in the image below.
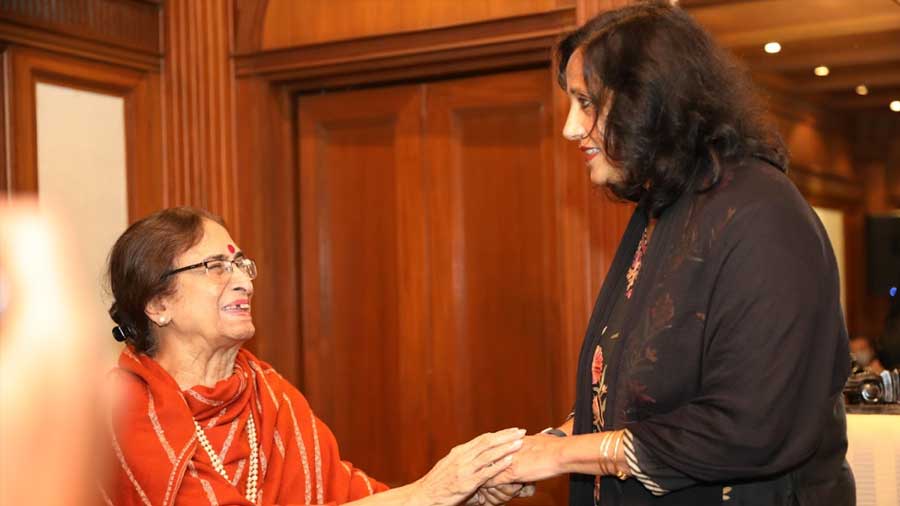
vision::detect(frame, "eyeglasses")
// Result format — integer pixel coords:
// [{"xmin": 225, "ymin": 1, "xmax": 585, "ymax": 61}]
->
[{"xmin": 162, "ymin": 256, "xmax": 258, "ymax": 281}]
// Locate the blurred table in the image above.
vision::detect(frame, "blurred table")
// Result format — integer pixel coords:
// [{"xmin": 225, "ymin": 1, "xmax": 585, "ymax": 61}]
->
[{"xmin": 845, "ymin": 406, "xmax": 900, "ymax": 506}]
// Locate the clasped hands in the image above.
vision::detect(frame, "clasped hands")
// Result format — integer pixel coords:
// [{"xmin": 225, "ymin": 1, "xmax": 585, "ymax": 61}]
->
[
  {"xmin": 473, "ymin": 432, "xmax": 567, "ymax": 505},
  {"xmin": 417, "ymin": 428, "xmax": 564, "ymax": 506}
]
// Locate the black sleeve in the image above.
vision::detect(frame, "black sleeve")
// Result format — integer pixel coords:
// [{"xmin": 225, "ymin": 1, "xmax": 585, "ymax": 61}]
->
[
  {"xmin": 624, "ymin": 429, "xmax": 697, "ymax": 495},
  {"xmin": 627, "ymin": 199, "xmax": 848, "ymax": 485}
]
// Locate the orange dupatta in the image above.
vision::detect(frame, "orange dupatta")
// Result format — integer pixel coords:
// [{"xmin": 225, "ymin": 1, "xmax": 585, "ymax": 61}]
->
[{"xmin": 103, "ymin": 346, "xmax": 387, "ymax": 506}]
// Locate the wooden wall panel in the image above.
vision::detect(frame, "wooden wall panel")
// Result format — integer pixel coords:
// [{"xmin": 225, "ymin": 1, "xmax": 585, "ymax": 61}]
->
[
  {"xmin": 297, "ymin": 85, "xmax": 430, "ymax": 486},
  {"xmin": 162, "ymin": 0, "xmax": 238, "ymax": 230},
  {"xmin": 259, "ymin": 0, "xmax": 574, "ymax": 50}
]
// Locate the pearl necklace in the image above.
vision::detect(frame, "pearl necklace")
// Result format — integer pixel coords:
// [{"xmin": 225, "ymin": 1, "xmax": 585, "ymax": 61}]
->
[{"xmin": 193, "ymin": 415, "xmax": 259, "ymax": 503}]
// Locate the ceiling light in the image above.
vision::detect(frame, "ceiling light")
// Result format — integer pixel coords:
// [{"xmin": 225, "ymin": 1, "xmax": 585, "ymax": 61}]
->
[
  {"xmin": 856, "ymin": 85, "xmax": 869, "ymax": 96},
  {"xmin": 891, "ymin": 100, "xmax": 900, "ymax": 112},
  {"xmin": 814, "ymin": 66, "xmax": 830, "ymax": 77},
  {"xmin": 764, "ymin": 42, "xmax": 782, "ymax": 54}
]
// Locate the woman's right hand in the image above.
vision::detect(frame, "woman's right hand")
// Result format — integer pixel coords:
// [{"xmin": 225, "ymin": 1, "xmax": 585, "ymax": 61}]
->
[{"xmin": 411, "ymin": 428, "xmax": 526, "ymax": 506}]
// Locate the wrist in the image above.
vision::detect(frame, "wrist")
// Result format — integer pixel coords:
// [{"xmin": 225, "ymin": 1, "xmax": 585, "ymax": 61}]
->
[
  {"xmin": 550, "ymin": 435, "xmax": 572, "ymax": 475},
  {"xmin": 403, "ymin": 479, "xmax": 428, "ymax": 506}
]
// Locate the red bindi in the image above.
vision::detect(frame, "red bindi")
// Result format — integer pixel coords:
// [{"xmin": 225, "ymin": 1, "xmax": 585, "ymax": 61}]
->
[{"xmin": 227, "ymin": 244, "xmax": 235, "ymax": 254}]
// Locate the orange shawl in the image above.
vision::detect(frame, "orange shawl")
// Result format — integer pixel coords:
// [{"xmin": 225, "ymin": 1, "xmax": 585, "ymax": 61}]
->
[{"xmin": 103, "ymin": 346, "xmax": 387, "ymax": 506}]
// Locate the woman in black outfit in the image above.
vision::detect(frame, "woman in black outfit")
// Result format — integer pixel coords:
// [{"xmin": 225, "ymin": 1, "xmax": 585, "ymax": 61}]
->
[{"xmin": 487, "ymin": 2, "xmax": 856, "ymax": 505}]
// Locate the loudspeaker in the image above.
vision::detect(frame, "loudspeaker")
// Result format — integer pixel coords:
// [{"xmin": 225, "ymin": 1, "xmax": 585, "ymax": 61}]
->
[{"xmin": 866, "ymin": 214, "xmax": 900, "ymax": 295}]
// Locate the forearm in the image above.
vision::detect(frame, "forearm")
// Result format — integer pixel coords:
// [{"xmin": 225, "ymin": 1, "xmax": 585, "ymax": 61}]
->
[
  {"xmin": 342, "ymin": 481, "xmax": 421, "ymax": 506},
  {"xmin": 555, "ymin": 431, "xmax": 628, "ymax": 478}
]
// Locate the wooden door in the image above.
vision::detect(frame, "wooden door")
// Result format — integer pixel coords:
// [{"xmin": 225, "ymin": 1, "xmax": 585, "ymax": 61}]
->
[
  {"xmin": 425, "ymin": 69, "xmax": 569, "ymax": 506},
  {"xmin": 297, "ymin": 84, "xmax": 432, "ymax": 485},
  {"xmin": 297, "ymin": 69, "xmax": 571, "ymax": 504}
]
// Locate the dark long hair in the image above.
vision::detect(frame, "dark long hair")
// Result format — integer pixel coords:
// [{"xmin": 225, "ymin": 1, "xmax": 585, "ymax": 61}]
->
[{"xmin": 556, "ymin": 0, "xmax": 788, "ymax": 217}]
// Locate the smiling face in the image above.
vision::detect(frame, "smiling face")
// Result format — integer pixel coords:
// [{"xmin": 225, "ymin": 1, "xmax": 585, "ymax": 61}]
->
[
  {"xmin": 148, "ymin": 219, "xmax": 255, "ymax": 348},
  {"xmin": 562, "ymin": 48, "xmax": 621, "ymax": 186}
]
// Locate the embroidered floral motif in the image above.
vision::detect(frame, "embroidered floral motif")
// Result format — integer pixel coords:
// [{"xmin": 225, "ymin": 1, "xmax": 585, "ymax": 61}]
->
[
  {"xmin": 591, "ymin": 345, "xmax": 608, "ymax": 506},
  {"xmin": 648, "ymin": 293, "xmax": 675, "ymax": 338},
  {"xmin": 591, "ymin": 345, "xmax": 608, "ymax": 432},
  {"xmin": 625, "ymin": 226, "xmax": 650, "ymax": 299}
]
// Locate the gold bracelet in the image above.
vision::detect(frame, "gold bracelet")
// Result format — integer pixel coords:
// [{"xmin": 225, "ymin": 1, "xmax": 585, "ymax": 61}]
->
[
  {"xmin": 599, "ymin": 431, "xmax": 617, "ymax": 476},
  {"xmin": 612, "ymin": 431, "xmax": 629, "ymax": 480},
  {"xmin": 598, "ymin": 432, "xmax": 610, "ymax": 474}
]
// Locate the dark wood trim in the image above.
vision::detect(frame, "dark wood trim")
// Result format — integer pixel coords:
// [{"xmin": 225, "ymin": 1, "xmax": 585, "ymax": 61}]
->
[
  {"xmin": 0, "ymin": 18, "xmax": 160, "ymax": 71},
  {"xmin": 283, "ymin": 47, "xmax": 551, "ymax": 94},
  {"xmin": 4, "ymin": 46, "xmax": 164, "ymax": 218},
  {"xmin": 234, "ymin": 8, "xmax": 576, "ymax": 81},
  {"xmin": 0, "ymin": 0, "xmax": 161, "ymax": 54}
]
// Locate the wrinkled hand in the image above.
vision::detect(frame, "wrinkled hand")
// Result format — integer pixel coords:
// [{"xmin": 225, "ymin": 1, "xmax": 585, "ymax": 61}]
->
[
  {"xmin": 485, "ymin": 435, "xmax": 562, "ymax": 487},
  {"xmin": 468, "ymin": 483, "xmax": 536, "ymax": 506},
  {"xmin": 414, "ymin": 428, "xmax": 526, "ymax": 506}
]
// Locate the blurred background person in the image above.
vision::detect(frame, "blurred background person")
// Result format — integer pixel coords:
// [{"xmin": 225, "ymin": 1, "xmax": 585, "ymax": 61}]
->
[
  {"xmin": 850, "ymin": 335, "xmax": 885, "ymax": 375},
  {"xmin": 0, "ymin": 200, "xmax": 113, "ymax": 506}
]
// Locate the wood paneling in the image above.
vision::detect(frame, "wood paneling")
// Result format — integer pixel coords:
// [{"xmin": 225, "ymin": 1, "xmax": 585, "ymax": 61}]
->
[
  {"xmin": 425, "ymin": 69, "xmax": 562, "ymax": 445},
  {"xmin": 0, "ymin": 45, "xmax": 6, "ymax": 193},
  {"xmin": 0, "ymin": 0, "xmax": 160, "ymax": 70},
  {"xmin": 233, "ymin": 76, "xmax": 300, "ymax": 373},
  {"xmin": 292, "ymin": 69, "xmax": 618, "ymax": 505},
  {"xmin": 426, "ymin": 70, "xmax": 573, "ymax": 506},
  {"xmin": 297, "ymin": 85, "xmax": 430, "ymax": 486},
  {"xmin": 259, "ymin": 0, "xmax": 574, "ymax": 50},
  {"xmin": 235, "ymin": 4, "xmax": 631, "ymax": 503},
  {"xmin": 2, "ymin": 46, "xmax": 163, "ymax": 219},
  {"xmin": 162, "ymin": 0, "xmax": 239, "ymax": 231},
  {"xmin": 236, "ymin": 8, "xmax": 576, "ymax": 82},
  {"xmin": 0, "ymin": 0, "xmax": 159, "ymax": 53},
  {"xmin": 233, "ymin": 0, "xmax": 269, "ymax": 54},
  {"xmin": 575, "ymin": 0, "xmax": 636, "ymax": 24}
]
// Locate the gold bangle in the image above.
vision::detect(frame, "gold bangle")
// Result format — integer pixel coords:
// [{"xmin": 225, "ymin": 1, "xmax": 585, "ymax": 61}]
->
[
  {"xmin": 598, "ymin": 431, "xmax": 611, "ymax": 475},
  {"xmin": 613, "ymin": 431, "xmax": 629, "ymax": 480}
]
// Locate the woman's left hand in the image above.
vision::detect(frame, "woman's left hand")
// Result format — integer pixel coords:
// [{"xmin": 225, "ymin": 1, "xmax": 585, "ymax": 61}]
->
[{"xmin": 484, "ymin": 435, "xmax": 563, "ymax": 486}]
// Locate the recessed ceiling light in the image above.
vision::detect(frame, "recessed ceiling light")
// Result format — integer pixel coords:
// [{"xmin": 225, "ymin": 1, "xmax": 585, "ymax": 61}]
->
[
  {"xmin": 891, "ymin": 100, "xmax": 900, "ymax": 112},
  {"xmin": 814, "ymin": 66, "xmax": 830, "ymax": 77},
  {"xmin": 764, "ymin": 42, "xmax": 782, "ymax": 54},
  {"xmin": 856, "ymin": 85, "xmax": 869, "ymax": 96}
]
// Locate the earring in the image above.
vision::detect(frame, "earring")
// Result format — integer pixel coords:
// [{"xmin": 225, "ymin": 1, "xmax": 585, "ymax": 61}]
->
[{"xmin": 158, "ymin": 316, "xmax": 167, "ymax": 326}]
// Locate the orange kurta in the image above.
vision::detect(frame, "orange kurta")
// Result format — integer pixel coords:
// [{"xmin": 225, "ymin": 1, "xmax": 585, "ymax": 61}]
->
[{"xmin": 103, "ymin": 346, "xmax": 388, "ymax": 506}]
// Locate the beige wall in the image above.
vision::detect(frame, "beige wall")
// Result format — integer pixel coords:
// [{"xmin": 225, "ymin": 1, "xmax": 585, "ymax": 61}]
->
[
  {"xmin": 813, "ymin": 206, "xmax": 846, "ymax": 316},
  {"xmin": 36, "ymin": 83, "xmax": 128, "ymax": 355}
]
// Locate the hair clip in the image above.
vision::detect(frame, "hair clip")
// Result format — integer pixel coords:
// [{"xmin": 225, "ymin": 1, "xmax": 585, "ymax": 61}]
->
[{"xmin": 112, "ymin": 325, "xmax": 129, "ymax": 342}]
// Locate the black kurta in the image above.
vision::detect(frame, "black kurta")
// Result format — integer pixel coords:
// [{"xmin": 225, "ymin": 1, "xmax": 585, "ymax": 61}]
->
[{"xmin": 570, "ymin": 157, "xmax": 855, "ymax": 505}]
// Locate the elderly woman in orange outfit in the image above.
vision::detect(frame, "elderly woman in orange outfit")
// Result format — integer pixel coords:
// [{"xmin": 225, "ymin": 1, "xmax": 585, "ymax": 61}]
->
[{"xmin": 102, "ymin": 206, "xmax": 532, "ymax": 506}]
